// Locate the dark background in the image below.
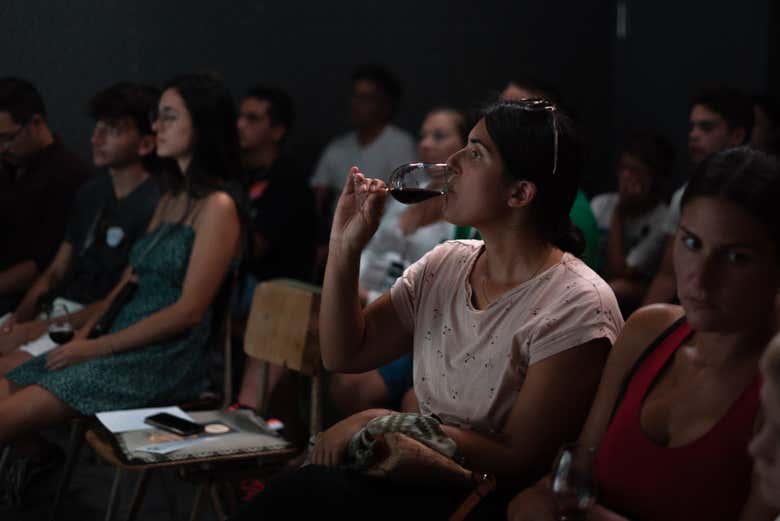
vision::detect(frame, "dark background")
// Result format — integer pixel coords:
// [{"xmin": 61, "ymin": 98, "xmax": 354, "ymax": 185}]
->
[{"xmin": 1, "ymin": 0, "xmax": 772, "ymax": 195}]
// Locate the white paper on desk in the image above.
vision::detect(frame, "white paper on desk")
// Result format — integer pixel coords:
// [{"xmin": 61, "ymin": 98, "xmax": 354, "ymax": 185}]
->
[
  {"xmin": 96, "ymin": 406, "xmax": 195, "ymax": 433},
  {"xmin": 135, "ymin": 436, "xmax": 219, "ymax": 455}
]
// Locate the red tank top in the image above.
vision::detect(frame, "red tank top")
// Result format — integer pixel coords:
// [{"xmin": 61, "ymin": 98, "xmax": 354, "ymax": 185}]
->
[{"xmin": 594, "ymin": 318, "xmax": 761, "ymax": 521}]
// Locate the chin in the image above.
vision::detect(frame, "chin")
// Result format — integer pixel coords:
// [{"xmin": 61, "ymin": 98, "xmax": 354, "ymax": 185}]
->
[{"xmin": 682, "ymin": 307, "xmax": 725, "ymax": 332}]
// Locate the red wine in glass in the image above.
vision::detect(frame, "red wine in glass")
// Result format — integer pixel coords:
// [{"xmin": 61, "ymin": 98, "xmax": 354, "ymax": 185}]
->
[
  {"xmin": 388, "ymin": 187, "xmax": 443, "ymax": 204},
  {"xmin": 48, "ymin": 303, "xmax": 74, "ymax": 344},
  {"xmin": 387, "ymin": 162, "xmax": 451, "ymax": 205},
  {"xmin": 50, "ymin": 329, "xmax": 75, "ymax": 344}
]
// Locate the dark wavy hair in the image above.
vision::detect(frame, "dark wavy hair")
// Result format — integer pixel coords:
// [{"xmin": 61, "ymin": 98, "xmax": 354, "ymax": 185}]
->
[
  {"xmin": 160, "ymin": 72, "xmax": 243, "ymax": 198},
  {"xmin": 620, "ymin": 130, "xmax": 677, "ymax": 200},
  {"xmin": 0, "ymin": 77, "xmax": 46, "ymax": 123},
  {"xmin": 88, "ymin": 82, "xmax": 160, "ymax": 171},
  {"xmin": 482, "ymin": 99, "xmax": 584, "ymax": 255},
  {"xmin": 690, "ymin": 86, "xmax": 754, "ymax": 143},
  {"xmin": 681, "ymin": 146, "xmax": 780, "ymax": 258}
]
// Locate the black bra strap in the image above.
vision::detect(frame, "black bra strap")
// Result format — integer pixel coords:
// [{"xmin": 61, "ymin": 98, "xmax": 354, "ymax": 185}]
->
[{"xmin": 609, "ymin": 315, "xmax": 688, "ymax": 422}]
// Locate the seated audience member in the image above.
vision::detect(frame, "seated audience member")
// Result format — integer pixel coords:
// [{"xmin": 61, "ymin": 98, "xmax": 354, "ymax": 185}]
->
[
  {"xmin": 749, "ymin": 333, "xmax": 780, "ymax": 516},
  {"xmin": 237, "ymin": 85, "xmax": 315, "ymax": 287},
  {"xmin": 0, "ymin": 82, "xmax": 161, "ymax": 375},
  {"xmin": 501, "ymin": 79, "xmax": 601, "ymax": 269},
  {"xmin": 0, "ymin": 72, "xmax": 242, "ymax": 445},
  {"xmin": 328, "ymin": 106, "xmax": 468, "ymax": 416},
  {"xmin": 0, "ymin": 78, "xmax": 92, "ymax": 315},
  {"xmin": 643, "ymin": 86, "xmax": 754, "ymax": 306},
  {"xmin": 509, "ymin": 147, "xmax": 780, "ymax": 521},
  {"xmin": 591, "ymin": 131, "xmax": 675, "ymax": 315},
  {"xmin": 231, "ymin": 99, "xmax": 623, "ymax": 520},
  {"xmin": 752, "ymin": 94, "xmax": 780, "ymax": 156},
  {"xmin": 231, "ymin": 85, "xmax": 315, "ymax": 409},
  {"xmin": 309, "ymin": 65, "xmax": 416, "ymax": 281}
]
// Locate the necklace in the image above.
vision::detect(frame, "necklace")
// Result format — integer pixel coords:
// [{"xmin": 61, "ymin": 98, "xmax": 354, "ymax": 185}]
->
[{"xmin": 479, "ymin": 247, "xmax": 553, "ymax": 305}]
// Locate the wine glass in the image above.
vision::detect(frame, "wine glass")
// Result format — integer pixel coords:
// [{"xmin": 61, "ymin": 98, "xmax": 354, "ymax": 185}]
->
[
  {"xmin": 48, "ymin": 303, "xmax": 75, "ymax": 345},
  {"xmin": 549, "ymin": 443, "xmax": 597, "ymax": 521},
  {"xmin": 386, "ymin": 162, "xmax": 452, "ymax": 204}
]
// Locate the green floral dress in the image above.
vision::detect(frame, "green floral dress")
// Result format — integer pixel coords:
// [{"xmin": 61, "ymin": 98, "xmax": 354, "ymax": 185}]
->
[{"xmin": 8, "ymin": 222, "xmax": 212, "ymax": 415}]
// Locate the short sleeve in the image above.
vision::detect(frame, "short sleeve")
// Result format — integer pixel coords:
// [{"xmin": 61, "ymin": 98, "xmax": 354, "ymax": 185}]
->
[
  {"xmin": 661, "ymin": 185, "xmax": 685, "ymax": 236},
  {"xmin": 309, "ymin": 145, "xmax": 339, "ymax": 190},
  {"xmin": 589, "ymin": 193, "xmax": 616, "ymax": 230},
  {"xmin": 528, "ymin": 279, "xmax": 623, "ymax": 365},
  {"xmin": 625, "ymin": 221, "xmax": 668, "ymax": 276}
]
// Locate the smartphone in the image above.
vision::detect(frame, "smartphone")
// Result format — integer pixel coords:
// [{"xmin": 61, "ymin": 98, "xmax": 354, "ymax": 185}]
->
[{"xmin": 144, "ymin": 413, "xmax": 204, "ymax": 436}]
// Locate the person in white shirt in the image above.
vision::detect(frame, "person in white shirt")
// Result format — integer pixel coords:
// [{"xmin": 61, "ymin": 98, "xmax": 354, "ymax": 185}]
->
[
  {"xmin": 643, "ymin": 86, "xmax": 754, "ymax": 306},
  {"xmin": 309, "ymin": 65, "xmax": 416, "ymax": 279},
  {"xmin": 590, "ymin": 131, "xmax": 675, "ymax": 315}
]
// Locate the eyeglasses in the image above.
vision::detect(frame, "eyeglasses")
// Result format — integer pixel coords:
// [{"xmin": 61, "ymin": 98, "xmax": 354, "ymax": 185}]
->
[
  {"xmin": 517, "ymin": 98, "xmax": 559, "ymax": 176},
  {"xmin": 149, "ymin": 108, "xmax": 179, "ymax": 128},
  {"xmin": 93, "ymin": 120, "xmax": 128, "ymax": 138},
  {"xmin": 0, "ymin": 122, "xmax": 27, "ymax": 147}
]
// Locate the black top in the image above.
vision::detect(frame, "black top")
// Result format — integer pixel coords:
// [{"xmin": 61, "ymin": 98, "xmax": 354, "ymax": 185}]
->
[
  {"xmin": 0, "ymin": 139, "xmax": 92, "ymax": 271},
  {"xmin": 246, "ymin": 155, "xmax": 316, "ymax": 282},
  {"xmin": 59, "ymin": 174, "xmax": 160, "ymax": 304}
]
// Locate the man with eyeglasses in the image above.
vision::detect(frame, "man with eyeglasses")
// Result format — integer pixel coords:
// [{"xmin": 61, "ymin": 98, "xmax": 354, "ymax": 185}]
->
[
  {"xmin": 642, "ymin": 86, "xmax": 754, "ymax": 305},
  {"xmin": 0, "ymin": 78, "xmax": 92, "ymax": 316},
  {"xmin": 0, "ymin": 82, "xmax": 160, "ymax": 375}
]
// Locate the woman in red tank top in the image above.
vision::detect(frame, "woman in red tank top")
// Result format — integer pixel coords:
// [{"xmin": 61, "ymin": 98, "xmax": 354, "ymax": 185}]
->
[{"xmin": 509, "ymin": 147, "xmax": 780, "ymax": 521}]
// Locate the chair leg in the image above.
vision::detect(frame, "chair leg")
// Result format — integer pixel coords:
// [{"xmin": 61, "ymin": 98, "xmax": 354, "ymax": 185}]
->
[
  {"xmin": 221, "ymin": 480, "xmax": 238, "ymax": 516},
  {"xmin": 104, "ymin": 468, "xmax": 123, "ymax": 521},
  {"xmin": 208, "ymin": 482, "xmax": 228, "ymax": 521},
  {"xmin": 188, "ymin": 483, "xmax": 208, "ymax": 521},
  {"xmin": 125, "ymin": 469, "xmax": 151, "ymax": 521},
  {"xmin": 49, "ymin": 420, "xmax": 86, "ymax": 521},
  {"xmin": 0, "ymin": 445, "xmax": 10, "ymax": 479}
]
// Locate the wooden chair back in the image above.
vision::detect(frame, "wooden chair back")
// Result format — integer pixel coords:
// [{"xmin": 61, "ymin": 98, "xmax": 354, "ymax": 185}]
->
[{"xmin": 243, "ymin": 278, "xmax": 322, "ymax": 436}]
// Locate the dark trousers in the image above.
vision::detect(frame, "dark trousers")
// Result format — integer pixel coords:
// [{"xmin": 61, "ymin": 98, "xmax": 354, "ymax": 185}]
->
[{"xmin": 231, "ymin": 464, "xmax": 510, "ymax": 520}]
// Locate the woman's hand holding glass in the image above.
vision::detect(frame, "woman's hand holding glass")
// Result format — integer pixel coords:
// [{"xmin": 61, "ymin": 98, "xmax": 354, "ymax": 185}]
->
[{"xmin": 330, "ymin": 167, "xmax": 388, "ymax": 257}]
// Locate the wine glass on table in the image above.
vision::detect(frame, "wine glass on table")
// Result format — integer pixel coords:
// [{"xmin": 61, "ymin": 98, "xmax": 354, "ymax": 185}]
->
[
  {"xmin": 386, "ymin": 162, "xmax": 452, "ymax": 204},
  {"xmin": 48, "ymin": 303, "xmax": 74, "ymax": 345},
  {"xmin": 549, "ymin": 443, "xmax": 597, "ymax": 521}
]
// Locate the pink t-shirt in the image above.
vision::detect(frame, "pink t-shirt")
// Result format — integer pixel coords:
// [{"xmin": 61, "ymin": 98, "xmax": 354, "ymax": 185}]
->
[{"xmin": 390, "ymin": 240, "xmax": 623, "ymax": 436}]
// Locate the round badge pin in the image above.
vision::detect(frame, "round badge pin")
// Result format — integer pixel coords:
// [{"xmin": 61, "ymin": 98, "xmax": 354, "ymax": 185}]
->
[
  {"xmin": 106, "ymin": 227, "xmax": 125, "ymax": 247},
  {"xmin": 204, "ymin": 423, "xmax": 230, "ymax": 434}
]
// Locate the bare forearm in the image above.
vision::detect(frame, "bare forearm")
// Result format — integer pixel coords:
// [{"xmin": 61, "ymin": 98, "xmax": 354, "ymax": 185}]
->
[
  {"xmin": 67, "ymin": 302, "xmax": 103, "ymax": 329},
  {"xmin": 641, "ymin": 237, "xmax": 676, "ymax": 306},
  {"xmin": 606, "ymin": 214, "xmax": 628, "ymax": 278},
  {"xmin": 442, "ymin": 425, "xmax": 552, "ymax": 482},
  {"xmin": 0, "ymin": 261, "xmax": 38, "ymax": 296},
  {"xmin": 320, "ymin": 239, "xmax": 366, "ymax": 371},
  {"xmin": 90, "ymin": 301, "xmax": 204, "ymax": 355}
]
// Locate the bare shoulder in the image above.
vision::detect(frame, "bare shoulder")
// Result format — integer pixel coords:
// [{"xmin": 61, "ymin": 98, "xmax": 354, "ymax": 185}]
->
[
  {"xmin": 610, "ymin": 303, "xmax": 684, "ymax": 370},
  {"xmin": 195, "ymin": 191, "xmax": 239, "ymax": 228}
]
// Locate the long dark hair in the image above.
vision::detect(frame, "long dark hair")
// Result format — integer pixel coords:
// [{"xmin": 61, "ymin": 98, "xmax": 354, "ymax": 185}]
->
[
  {"xmin": 482, "ymin": 99, "xmax": 584, "ymax": 254},
  {"xmin": 160, "ymin": 72, "xmax": 243, "ymax": 198},
  {"xmin": 681, "ymin": 146, "xmax": 780, "ymax": 257}
]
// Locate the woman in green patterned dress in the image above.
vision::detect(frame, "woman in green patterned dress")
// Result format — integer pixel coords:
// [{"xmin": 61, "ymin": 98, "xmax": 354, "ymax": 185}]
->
[{"xmin": 0, "ymin": 73, "xmax": 243, "ymax": 445}]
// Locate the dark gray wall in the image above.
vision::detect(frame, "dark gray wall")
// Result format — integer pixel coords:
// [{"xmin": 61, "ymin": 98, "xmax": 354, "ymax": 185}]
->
[
  {"xmin": 1, "ymin": 1, "xmax": 771, "ymax": 195},
  {"xmin": 2, "ymin": 0, "xmax": 613, "ymax": 192},
  {"xmin": 611, "ymin": 0, "xmax": 769, "ymax": 190}
]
